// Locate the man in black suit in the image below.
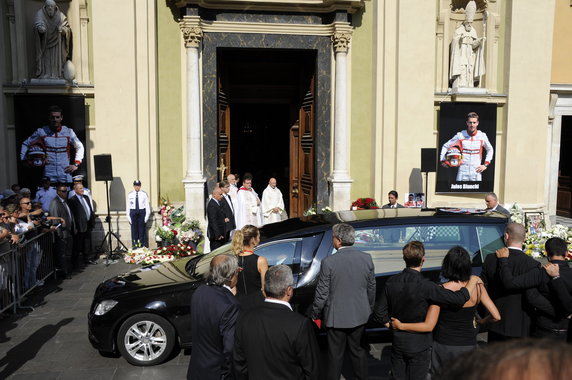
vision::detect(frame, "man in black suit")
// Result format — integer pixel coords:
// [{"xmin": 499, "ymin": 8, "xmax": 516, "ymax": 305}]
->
[
  {"xmin": 219, "ymin": 180, "xmax": 236, "ymax": 240},
  {"xmin": 495, "ymin": 237, "xmax": 572, "ymax": 341},
  {"xmin": 48, "ymin": 185, "xmax": 74, "ymax": 277},
  {"xmin": 187, "ymin": 254, "xmax": 240, "ymax": 380},
  {"xmin": 481, "ymin": 222, "xmax": 541, "ymax": 341},
  {"xmin": 68, "ymin": 183, "xmax": 96, "ymax": 268},
  {"xmin": 207, "ymin": 187, "xmax": 227, "ymax": 251},
  {"xmin": 312, "ymin": 223, "xmax": 376, "ymax": 380},
  {"xmin": 234, "ymin": 265, "xmax": 319, "ymax": 380}
]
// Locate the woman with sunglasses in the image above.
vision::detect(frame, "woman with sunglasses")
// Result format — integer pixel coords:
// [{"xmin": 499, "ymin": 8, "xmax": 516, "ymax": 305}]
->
[{"xmin": 231, "ymin": 225, "xmax": 268, "ymax": 310}]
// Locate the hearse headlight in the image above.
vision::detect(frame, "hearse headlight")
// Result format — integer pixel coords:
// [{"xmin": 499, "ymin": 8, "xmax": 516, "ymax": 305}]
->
[{"xmin": 94, "ymin": 300, "xmax": 118, "ymax": 316}]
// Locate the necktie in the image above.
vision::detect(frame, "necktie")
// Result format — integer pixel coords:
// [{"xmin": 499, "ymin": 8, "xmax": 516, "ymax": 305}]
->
[
  {"xmin": 80, "ymin": 195, "xmax": 90, "ymax": 218},
  {"xmin": 135, "ymin": 192, "xmax": 140, "ymax": 210},
  {"xmin": 227, "ymin": 195, "xmax": 234, "ymax": 212}
]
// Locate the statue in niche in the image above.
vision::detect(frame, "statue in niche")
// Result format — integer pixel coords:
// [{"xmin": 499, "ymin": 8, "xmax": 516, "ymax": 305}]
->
[
  {"xmin": 449, "ymin": 0, "xmax": 485, "ymax": 89},
  {"xmin": 34, "ymin": 0, "xmax": 72, "ymax": 80}
]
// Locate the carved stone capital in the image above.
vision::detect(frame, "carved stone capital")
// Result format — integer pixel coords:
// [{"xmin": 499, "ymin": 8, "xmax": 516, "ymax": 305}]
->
[
  {"xmin": 181, "ymin": 26, "xmax": 203, "ymax": 48},
  {"xmin": 332, "ymin": 31, "xmax": 352, "ymax": 53}
]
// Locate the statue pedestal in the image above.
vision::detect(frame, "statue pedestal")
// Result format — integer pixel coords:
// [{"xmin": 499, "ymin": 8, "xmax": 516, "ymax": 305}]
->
[
  {"xmin": 29, "ymin": 78, "xmax": 68, "ymax": 86},
  {"xmin": 451, "ymin": 87, "xmax": 488, "ymax": 95}
]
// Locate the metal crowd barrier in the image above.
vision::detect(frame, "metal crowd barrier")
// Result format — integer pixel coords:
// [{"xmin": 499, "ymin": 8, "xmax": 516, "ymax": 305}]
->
[{"xmin": 0, "ymin": 230, "xmax": 55, "ymax": 314}]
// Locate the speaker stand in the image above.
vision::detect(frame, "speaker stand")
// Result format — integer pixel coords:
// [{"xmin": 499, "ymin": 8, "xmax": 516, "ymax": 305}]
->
[
  {"xmin": 422, "ymin": 171, "xmax": 430, "ymax": 210},
  {"xmin": 95, "ymin": 180, "xmax": 128, "ymax": 265}
]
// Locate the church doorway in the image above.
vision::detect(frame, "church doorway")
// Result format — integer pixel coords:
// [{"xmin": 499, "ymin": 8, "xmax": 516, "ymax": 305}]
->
[
  {"xmin": 217, "ymin": 48, "xmax": 316, "ymax": 217},
  {"xmin": 557, "ymin": 115, "xmax": 572, "ymax": 217}
]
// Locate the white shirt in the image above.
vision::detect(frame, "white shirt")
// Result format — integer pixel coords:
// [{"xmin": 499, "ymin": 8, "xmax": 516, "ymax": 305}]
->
[{"xmin": 126, "ymin": 190, "xmax": 151, "ymax": 223}]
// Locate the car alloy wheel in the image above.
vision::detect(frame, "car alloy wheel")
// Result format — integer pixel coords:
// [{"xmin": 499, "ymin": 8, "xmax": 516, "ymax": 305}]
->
[{"xmin": 117, "ymin": 313, "xmax": 176, "ymax": 366}]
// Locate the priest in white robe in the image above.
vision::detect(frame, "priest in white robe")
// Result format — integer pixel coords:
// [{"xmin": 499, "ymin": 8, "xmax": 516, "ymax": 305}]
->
[
  {"xmin": 261, "ymin": 178, "xmax": 286, "ymax": 225},
  {"xmin": 235, "ymin": 175, "xmax": 263, "ymax": 229}
]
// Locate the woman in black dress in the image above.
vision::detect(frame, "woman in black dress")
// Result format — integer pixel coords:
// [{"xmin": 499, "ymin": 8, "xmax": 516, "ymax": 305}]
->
[
  {"xmin": 392, "ymin": 246, "xmax": 500, "ymax": 376},
  {"xmin": 231, "ymin": 225, "xmax": 268, "ymax": 309}
]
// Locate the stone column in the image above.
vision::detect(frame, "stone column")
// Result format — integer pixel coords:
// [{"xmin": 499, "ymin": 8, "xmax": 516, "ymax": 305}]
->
[
  {"xmin": 329, "ymin": 25, "xmax": 353, "ymax": 211},
  {"xmin": 180, "ymin": 18, "xmax": 206, "ymax": 220}
]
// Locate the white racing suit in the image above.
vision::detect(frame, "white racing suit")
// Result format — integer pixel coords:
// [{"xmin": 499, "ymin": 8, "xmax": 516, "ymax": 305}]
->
[
  {"xmin": 21, "ymin": 125, "xmax": 84, "ymax": 183},
  {"xmin": 440, "ymin": 130, "xmax": 493, "ymax": 181}
]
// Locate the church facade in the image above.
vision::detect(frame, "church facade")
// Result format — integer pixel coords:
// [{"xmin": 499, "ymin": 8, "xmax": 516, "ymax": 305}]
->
[{"xmin": 0, "ymin": 0, "xmax": 567, "ymax": 244}]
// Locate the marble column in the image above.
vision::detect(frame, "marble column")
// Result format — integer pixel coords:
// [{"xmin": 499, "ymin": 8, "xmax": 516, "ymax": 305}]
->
[
  {"xmin": 180, "ymin": 20, "xmax": 206, "ymax": 220},
  {"xmin": 329, "ymin": 26, "xmax": 353, "ymax": 211}
]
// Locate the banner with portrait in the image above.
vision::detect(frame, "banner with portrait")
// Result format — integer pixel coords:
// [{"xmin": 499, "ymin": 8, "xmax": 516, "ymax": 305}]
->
[
  {"xmin": 436, "ymin": 102, "xmax": 497, "ymax": 193},
  {"xmin": 14, "ymin": 94, "xmax": 87, "ymax": 190}
]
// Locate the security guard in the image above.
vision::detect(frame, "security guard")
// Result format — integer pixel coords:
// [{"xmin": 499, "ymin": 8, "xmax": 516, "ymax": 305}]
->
[{"xmin": 126, "ymin": 180, "xmax": 150, "ymax": 247}]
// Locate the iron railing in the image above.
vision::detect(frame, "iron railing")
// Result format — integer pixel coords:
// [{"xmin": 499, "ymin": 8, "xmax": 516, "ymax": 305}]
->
[{"xmin": 0, "ymin": 230, "xmax": 55, "ymax": 314}]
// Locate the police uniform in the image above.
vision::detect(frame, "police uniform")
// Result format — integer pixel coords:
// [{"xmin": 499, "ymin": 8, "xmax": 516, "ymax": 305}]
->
[
  {"xmin": 126, "ymin": 181, "xmax": 150, "ymax": 247},
  {"xmin": 34, "ymin": 182, "xmax": 58, "ymax": 212}
]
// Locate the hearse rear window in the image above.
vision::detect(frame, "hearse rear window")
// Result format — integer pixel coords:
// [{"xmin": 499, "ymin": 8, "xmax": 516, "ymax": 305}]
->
[{"xmin": 353, "ymin": 223, "xmax": 504, "ymax": 274}]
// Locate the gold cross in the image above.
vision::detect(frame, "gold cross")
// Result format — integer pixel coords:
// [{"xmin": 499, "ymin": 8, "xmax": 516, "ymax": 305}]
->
[{"xmin": 217, "ymin": 157, "xmax": 227, "ymax": 181}]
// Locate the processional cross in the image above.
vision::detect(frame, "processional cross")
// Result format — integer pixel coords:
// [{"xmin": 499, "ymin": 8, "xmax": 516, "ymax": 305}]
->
[{"xmin": 217, "ymin": 157, "xmax": 227, "ymax": 181}]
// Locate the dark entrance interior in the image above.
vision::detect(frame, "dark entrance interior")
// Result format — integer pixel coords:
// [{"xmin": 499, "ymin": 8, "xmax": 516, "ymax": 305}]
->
[
  {"xmin": 557, "ymin": 115, "xmax": 572, "ymax": 217},
  {"xmin": 231, "ymin": 103, "xmax": 290, "ymax": 189},
  {"xmin": 217, "ymin": 49, "xmax": 316, "ymax": 216}
]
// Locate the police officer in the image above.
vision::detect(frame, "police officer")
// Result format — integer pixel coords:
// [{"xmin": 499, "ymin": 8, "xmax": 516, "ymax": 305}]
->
[{"xmin": 126, "ymin": 180, "xmax": 150, "ymax": 247}]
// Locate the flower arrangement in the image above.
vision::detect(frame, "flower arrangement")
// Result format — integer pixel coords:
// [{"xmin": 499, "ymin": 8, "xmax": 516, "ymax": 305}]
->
[
  {"xmin": 124, "ymin": 243, "xmax": 198, "ymax": 265},
  {"xmin": 508, "ymin": 203, "xmax": 524, "ymax": 225},
  {"xmin": 179, "ymin": 219, "xmax": 204, "ymax": 244},
  {"xmin": 509, "ymin": 203, "xmax": 572, "ymax": 260},
  {"xmin": 159, "ymin": 198, "xmax": 175, "ymax": 226},
  {"xmin": 303, "ymin": 205, "xmax": 333, "ymax": 216},
  {"xmin": 524, "ymin": 224, "xmax": 572, "ymax": 260},
  {"xmin": 351, "ymin": 198, "xmax": 379, "ymax": 210},
  {"xmin": 303, "ymin": 206, "xmax": 316, "ymax": 216},
  {"xmin": 155, "ymin": 225, "xmax": 177, "ymax": 244},
  {"xmin": 154, "ymin": 197, "xmax": 205, "ymax": 252}
]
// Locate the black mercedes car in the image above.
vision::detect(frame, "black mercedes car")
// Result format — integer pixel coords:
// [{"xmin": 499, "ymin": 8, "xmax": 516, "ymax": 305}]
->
[{"xmin": 88, "ymin": 208, "xmax": 507, "ymax": 366}]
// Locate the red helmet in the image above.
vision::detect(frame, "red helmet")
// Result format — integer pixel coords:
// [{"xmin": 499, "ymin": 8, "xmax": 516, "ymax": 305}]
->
[
  {"xmin": 444, "ymin": 144, "xmax": 463, "ymax": 167},
  {"xmin": 26, "ymin": 139, "xmax": 47, "ymax": 167}
]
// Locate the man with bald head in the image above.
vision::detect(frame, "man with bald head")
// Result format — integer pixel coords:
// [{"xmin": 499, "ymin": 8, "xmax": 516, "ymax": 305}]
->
[
  {"xmin": 261, "ymin": 178, "xmax": 286, "ymax": 225},
  {"xmin": 481, "ymin": 223, "xmax": 542, "ymax": 341}
]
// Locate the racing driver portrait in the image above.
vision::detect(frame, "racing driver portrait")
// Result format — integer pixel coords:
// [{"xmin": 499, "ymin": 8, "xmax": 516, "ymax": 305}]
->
[{"xmin": 439, "ymin": 111, "xmax": 493, "ymax": 182}]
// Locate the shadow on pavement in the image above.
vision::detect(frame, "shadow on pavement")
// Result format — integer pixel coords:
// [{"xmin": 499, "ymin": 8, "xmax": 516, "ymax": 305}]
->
[{"xmin": 0, "ymin": 317, "xmax": 73, "ymax": 378}]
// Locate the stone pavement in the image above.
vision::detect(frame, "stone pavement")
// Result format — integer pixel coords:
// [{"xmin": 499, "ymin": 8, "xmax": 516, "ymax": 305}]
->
[{"xmin": 0, "ymin": 256, "xmax": 392, "ymax": 379}]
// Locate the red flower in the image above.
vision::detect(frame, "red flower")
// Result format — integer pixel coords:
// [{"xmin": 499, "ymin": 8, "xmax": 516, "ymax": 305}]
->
[{"xmin": 351, "ymin": 197, "xmax": 379, "ymax": 210}]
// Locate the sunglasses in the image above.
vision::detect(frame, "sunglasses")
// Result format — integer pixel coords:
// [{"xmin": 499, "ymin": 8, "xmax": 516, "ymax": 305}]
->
[
  {"xmin": 58, "ymin": 189, "xmax": 68, "ymax": 193},
  {"xmin": 20, "ymin": 202, "xmax": 32, "ymax": 205}
]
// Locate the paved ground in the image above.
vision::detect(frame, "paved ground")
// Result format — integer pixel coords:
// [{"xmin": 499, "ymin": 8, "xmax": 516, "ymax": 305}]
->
[{"xmin": 0, "ymin": 257, "xmax": 393, "ymax": 380}]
